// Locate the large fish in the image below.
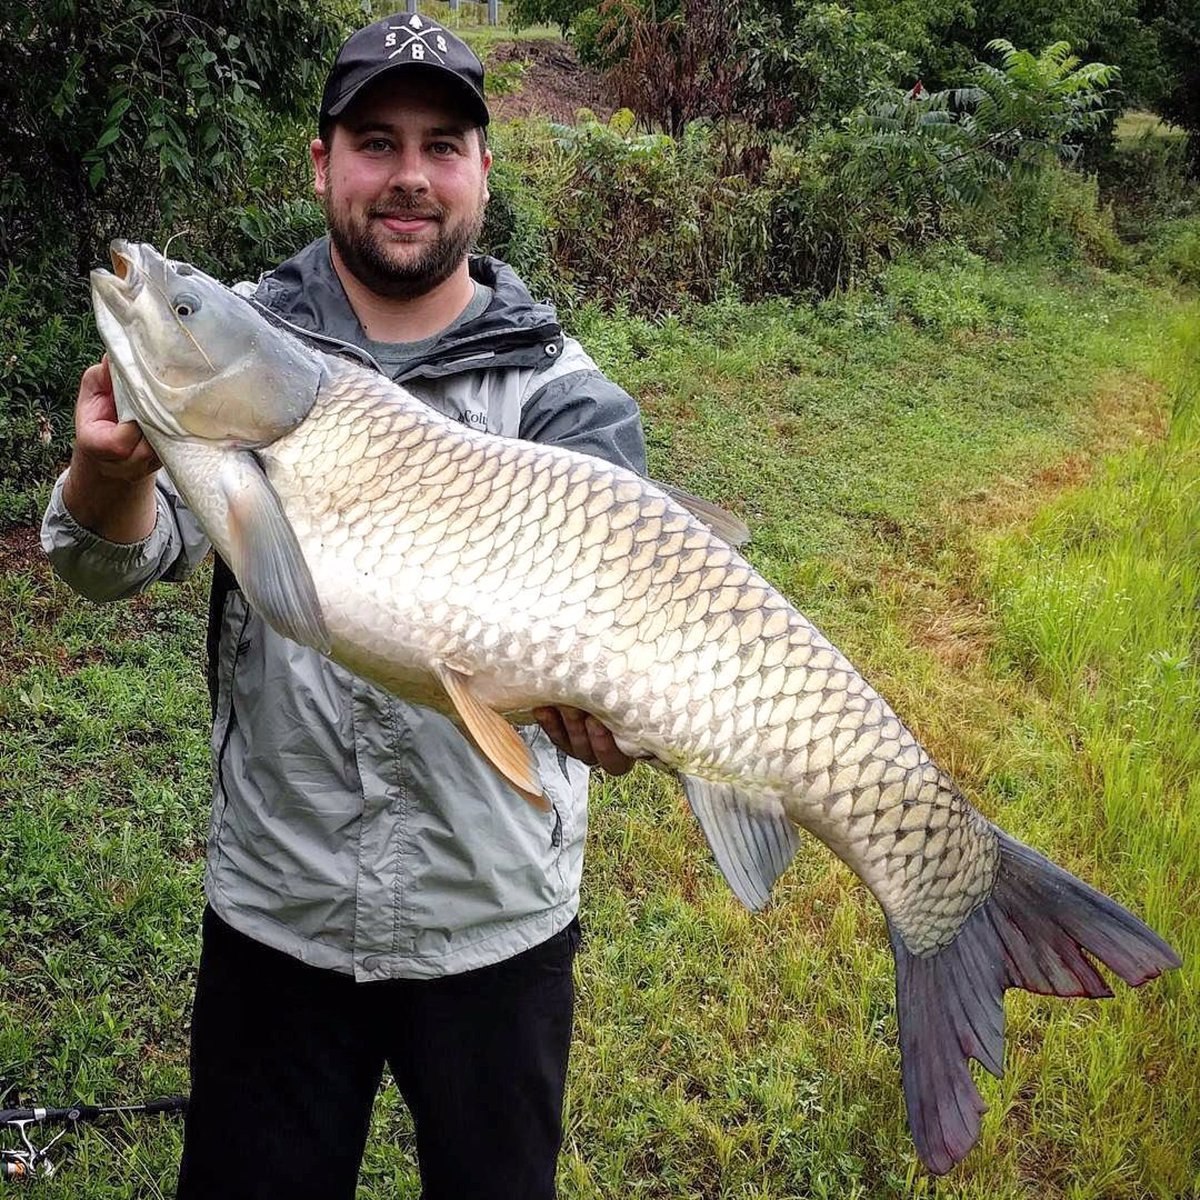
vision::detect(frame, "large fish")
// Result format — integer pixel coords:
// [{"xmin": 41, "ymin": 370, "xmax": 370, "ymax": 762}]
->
[{"xmin": 90, "ymin": 241, "xmax": 1179, "ymax": 1174}]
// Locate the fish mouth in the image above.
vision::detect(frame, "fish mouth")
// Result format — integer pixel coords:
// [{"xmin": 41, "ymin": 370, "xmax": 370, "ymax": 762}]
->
[{"xmin": 92, "ymin": 240, "xmax": 146, "ymax": 311}]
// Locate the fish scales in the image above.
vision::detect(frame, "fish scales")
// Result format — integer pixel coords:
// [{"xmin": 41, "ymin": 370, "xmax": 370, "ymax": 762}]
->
[
  {"xmin": 90, "ymin": 243, "xmax": 1178, "ymax": 1176},
  {"xmin": 267, "ymin": 355, "xmax": 999, "ymax": 955}
]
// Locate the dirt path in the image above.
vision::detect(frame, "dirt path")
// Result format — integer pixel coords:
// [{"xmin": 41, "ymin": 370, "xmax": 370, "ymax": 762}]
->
[{"xmin": 487, "ymin": 39, "xmax": 614, "ymax": 124}]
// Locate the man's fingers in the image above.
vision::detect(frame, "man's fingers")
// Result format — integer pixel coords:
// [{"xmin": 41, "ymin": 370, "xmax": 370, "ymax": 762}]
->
[
  {"xmin": 584, "ymin": 715, "xmax": 635, "ymax": 776},
  {"xmin": 555, "ymin": 706, "xmax": 597, "ymax": 765},
  {"xmin": 534, "ymin": 705, "xmax": 596, "ymax": 766},
  {"xmin": 534, "ymin": 706, "xmax": 634, "ymax": 775},
  {"xmin": 96, "ymin": 419, "xmax": 145, "ymax": 456}
]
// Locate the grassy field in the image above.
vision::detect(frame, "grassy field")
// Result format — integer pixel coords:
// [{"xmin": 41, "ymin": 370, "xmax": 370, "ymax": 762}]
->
[{"xmin": 0, "ymin": 251, "xmax": 1195, "ymax": 1197}]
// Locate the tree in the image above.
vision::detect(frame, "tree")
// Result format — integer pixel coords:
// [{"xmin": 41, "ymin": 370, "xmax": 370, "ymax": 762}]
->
[{"xmin": 0, "ymin": 0, "xmax": 356, "ymax": 287}]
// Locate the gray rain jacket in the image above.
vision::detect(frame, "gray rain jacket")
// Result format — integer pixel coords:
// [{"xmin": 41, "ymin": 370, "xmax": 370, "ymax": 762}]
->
[{"xmin": 42, "ymin": 239, "xmax": 646, "ymax": 980}]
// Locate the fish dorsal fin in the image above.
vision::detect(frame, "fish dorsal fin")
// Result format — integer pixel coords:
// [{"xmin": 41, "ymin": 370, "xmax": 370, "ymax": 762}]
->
[
  {"xmin": 680, "ymin": 776, "xmax": 800, "ymax": 910},
  {"xmin": 436, "ymin": 664, "xmax": 550, "ymax": 812},
  {"xmin": 658, "ymin": 483, "xmax": 751, "ymax": 548},
  {"xmin": 222, "ymin": 451, "xmax": 331, "ymax": 653}
]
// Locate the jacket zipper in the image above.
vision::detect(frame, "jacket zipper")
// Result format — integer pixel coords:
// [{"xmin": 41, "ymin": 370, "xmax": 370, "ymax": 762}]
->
[{"xmin": 215, "ymin": 602, "xmax": 253, "ymax": 828}]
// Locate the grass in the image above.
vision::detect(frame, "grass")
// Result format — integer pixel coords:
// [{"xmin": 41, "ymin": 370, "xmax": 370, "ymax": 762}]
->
[
  {"xmin": 1, "ymin": 252, "xmax": 1196, "ymax": 1196},
  {"xmin": 361, "ymin": 1, "xmax": 565, "ymax": 53},
  {"xmin": 1115, "ymin": 110, "xmax": 1187, "ymax": 144}
]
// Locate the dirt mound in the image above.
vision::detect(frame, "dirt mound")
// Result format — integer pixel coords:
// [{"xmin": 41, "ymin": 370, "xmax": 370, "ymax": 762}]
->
[{"xmin": 487, "ymin": 39, "xmax": 614, "ymax": 125}]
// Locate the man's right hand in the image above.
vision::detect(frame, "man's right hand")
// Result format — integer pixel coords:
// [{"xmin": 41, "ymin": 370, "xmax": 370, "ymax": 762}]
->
[{"xmin": 61, "ymin": 358, "xmax": 161, "ymax": 542}]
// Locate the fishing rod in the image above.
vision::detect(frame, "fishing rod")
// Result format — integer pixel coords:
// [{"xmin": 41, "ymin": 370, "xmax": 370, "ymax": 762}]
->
[{"xmin": 1, "ymin": 1096, "xmax": 187, "ymax": 1181}]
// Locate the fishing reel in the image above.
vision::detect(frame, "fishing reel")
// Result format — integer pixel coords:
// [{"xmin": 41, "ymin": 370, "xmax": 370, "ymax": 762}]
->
[{"xmin": 1, "ymin": 1097, "xmax": 187, "ymax": 1184}]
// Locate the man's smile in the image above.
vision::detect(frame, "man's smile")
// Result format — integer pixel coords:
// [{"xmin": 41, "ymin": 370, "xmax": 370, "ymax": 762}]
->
[{"xmin": 376, "ymin": 215, "xmax": 437, "ymax": 234}]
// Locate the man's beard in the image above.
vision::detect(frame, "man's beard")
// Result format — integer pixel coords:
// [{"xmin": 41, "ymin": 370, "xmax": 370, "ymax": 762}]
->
[{"xmin": 323, "ymin": 188, "xmax": 486, "ymax": 301}]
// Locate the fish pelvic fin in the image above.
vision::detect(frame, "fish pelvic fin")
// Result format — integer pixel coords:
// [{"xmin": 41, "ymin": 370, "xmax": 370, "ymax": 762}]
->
[
  {"xmin": 681, "ymin": 777, "xmax": 801, "ymax": 910},
  {"xmin": 892, "ymin": 827, "xmax": 1180, "ymax": 1176},
  {"xmin": 657, "ymin": 482, "xmax": 751, "ymax": 548},
  {"xmin": 223, "ymin": 452, "xmax": 330, "ymax": 653},
  {"xmin": 436, "ymin": 665, "xmax": 550, "ymax": 812}
]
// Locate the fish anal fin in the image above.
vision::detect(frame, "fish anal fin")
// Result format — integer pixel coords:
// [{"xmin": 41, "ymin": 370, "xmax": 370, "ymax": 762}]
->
[
  {"xmin": 222, "ymin": 452, "xmax": 330, "ymax": 653},
  {"xmin": 437, "ymin": 664, "xmax": 549, "ymax": 812},
  {"xmin": 680, "ymin": 776, "xmax": 800, "ymax": 910}
]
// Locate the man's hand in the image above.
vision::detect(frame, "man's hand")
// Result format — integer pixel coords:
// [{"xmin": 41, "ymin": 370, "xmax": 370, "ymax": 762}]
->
[
  {"xmin": 61, "ymin": 358, "xmax": 162, "ymax": 543},
  {"xmin": 534, "ymin": 706, "xmax": 636, "ymax": 776},
  {"xmin": 72, "ymin": 358, "xmax": 161, "ymax": 482}
]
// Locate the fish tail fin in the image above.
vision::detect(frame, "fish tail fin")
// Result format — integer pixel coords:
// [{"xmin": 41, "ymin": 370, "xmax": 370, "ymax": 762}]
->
[{"xmin": 891, "ymin": 828, "xmax": 1179, "ymax": 1175}]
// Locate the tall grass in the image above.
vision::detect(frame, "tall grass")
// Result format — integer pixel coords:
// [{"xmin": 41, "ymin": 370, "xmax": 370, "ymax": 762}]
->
[{"xmin": 979, "ymin": 322, "xmax": 1199, "ymax": 1196}]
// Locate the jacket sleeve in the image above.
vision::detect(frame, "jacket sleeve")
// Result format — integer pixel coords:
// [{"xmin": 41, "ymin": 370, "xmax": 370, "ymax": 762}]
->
[
  {"xmin": 517, "ymin": 336, "xmax": 647, "ymax": 475},
  {"xmin": 40, "ymin": 469, "xmax": 212, "ymax": 602}
]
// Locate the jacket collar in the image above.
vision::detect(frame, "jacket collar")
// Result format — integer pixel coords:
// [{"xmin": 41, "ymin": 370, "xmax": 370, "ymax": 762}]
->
[{"xmin": 253, "ymin": 236, "xmax": 563, "ymax": 379}]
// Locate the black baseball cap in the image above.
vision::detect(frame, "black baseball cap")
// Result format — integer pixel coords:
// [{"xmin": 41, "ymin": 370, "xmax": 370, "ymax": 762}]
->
[{"xmin": 319, "ymin": 12, "xmax": 490, "ymax": 134}]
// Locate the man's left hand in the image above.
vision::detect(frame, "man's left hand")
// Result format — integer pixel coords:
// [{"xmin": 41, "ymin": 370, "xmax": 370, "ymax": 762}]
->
[{"xmin": 534, "ymin": 706, "xmax": 635, "ymax": 776}]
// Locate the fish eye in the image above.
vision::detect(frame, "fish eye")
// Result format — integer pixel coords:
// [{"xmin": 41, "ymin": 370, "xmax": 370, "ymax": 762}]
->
[{"xmin": 173, "ymin": 293, "xmax": 201, "ymax": 318}]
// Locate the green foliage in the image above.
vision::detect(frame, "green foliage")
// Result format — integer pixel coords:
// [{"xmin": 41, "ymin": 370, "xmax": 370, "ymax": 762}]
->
[
  {"xmin": 0, "ymin": 272, "xmax": 98, "ymax": 525},
  {"xmin": 507, "ymin": 111, "xmax": 743, "ymax": 310},
  {"xmin": 972, "ymin": 39, "xmax": 1120, "ymax": 162},
  {"xmin": 1145, "ymin": 215, "xmax": 1200, "ymax": 285},
  {"xmin": 1122, "ymin": 0, "xmax": 1200, "ymax": 171},
  {"xmin": 479, "ymin": 121, "xmax": 571, "ymax": 305},
  {"xmin": 575, "ymin": 0, "xmax": 906, "ymax": 135},
  {"xmin": 852, "ymin": 0, "xmax": 974, "ymax": 74},
  {"xmin": 0, "ymin": 0, "xmax": 357, "ymax": 525},
  {"xmin": 507, "ymin": 0, "xmax": 594, "ymax": 34},
  {"xmin": 1102, "ymin": 119, "xmax": 1196, "ymax": 235},
  {"xmin": 0, "ymin": 1, "xmax": 355, "ymax": 276},
  {"xmin": 734, "ymin": 1, "xmax": 909, "ymax": 131},
  {"xmin": 847, "ymin": 38, "xmax": 1118, "ymax": 204},
  {"xmin": 477, "ymin": 38, "xmax": 1126, "ymax": 313}
]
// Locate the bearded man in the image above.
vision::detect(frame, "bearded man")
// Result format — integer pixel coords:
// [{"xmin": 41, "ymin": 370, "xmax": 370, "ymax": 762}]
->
[{"xmin": 41, "ymin": 13, "xmax": 646, "ymax": 1199}]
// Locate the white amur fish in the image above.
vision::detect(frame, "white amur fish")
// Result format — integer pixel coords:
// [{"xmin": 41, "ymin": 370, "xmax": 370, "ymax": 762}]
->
[{"xmin": 91, "ymin": 241, "xmax": 1180, "ymax": 1174}]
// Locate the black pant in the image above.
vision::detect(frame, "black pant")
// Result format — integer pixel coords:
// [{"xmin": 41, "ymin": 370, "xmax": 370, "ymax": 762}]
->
[{"xmin": 176, "ymin": 906, "xmax": 579, "ymax": 1200}]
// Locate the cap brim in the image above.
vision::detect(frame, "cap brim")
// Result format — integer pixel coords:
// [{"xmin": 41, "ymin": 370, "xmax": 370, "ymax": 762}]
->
[{"xmin": 325, "ymin": 61, "xmax": 489, "ymax": 128}]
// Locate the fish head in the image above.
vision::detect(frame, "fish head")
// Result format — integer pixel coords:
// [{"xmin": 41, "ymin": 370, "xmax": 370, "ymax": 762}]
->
[{"xmin": 91, "ymin": 240, "xmax": 322, "ymax": 446}]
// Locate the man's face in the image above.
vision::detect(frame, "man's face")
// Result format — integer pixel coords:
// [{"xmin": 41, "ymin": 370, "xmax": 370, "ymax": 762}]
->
[{"xmin": 311, "ymin": 75, "xmax": 492, "ymax": 301}]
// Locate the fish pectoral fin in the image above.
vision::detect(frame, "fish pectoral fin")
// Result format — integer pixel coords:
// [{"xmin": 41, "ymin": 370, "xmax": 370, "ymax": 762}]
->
[
  {"xmin": 436, "ymin": 664, "xmax": 550, "ymax": 812},
  {"xmin": 222, "ymin": 451, "xmax": 331, "ymax": 653},
  {"xmin": 680, "ymin": 777, "xmax": 800, "ymax": 910},
  {"xmin": 657, "ymin": 482, "xmax": 751, "ymax": 548}
]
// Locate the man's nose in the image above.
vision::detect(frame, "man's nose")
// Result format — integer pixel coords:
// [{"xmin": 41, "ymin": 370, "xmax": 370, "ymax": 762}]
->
[{"xmin": 386, "ymin": 147, "xmax": 429, "ymax": 194}]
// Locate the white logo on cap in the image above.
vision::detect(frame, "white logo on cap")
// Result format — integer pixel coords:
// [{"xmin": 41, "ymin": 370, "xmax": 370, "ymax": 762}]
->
[{"xmin": 383, "ymin": 18, "xmax": 450, "ymax": 63}]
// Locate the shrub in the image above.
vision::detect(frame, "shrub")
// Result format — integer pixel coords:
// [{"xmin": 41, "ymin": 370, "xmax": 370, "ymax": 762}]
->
[
  {"xmin": 1146, "ymin": 216, "xmax": 1200, "ymax": 285},
  {"xmin": 1101, "ymin": 126, "xmax": 1197, "ymax": 237},
  {"xmin": 479, "ymin": 123, "xmax": 568, "ymax": 305},
  {"xmin": 0, "ymin": 271, "xmax": 99, "ymax": 525}
]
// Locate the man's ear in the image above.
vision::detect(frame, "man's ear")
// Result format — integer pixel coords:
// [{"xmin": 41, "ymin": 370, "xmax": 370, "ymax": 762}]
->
[
  {"xmin": 481, "ymin": 145, "xmax": 493, "ymax": 206},
  {"xmin": 311, "ymin": 137, "xmax": 329, "ymax": 197}
]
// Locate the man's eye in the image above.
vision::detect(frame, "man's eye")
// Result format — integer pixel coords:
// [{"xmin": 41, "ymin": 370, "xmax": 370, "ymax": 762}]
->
[
  {"xmin": 363, "ymin": 138, "xmax": 391, "ymax": 152},
  {"xmin": 431, "ymin": 142, "xmax": 458, "ymax": 155}
]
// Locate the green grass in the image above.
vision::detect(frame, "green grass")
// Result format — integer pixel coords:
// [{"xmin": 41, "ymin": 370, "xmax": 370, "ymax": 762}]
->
[
  {"xmin": 1115, "ymin": 110, "xmax": 1187, "ymax": 144},
  {"xmin": 380, "ymin": 2, "xmax": 563, "ymax": 53},
  {"xmin": 1, "ymin": 253, "xmax": 1196, "ymax": 1196}
]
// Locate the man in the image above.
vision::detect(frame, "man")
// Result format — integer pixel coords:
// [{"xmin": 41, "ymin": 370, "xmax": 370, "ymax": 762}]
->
[{"xmin": 41, "ymin": 13, "xmax": 646, "ymax": 1199}]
